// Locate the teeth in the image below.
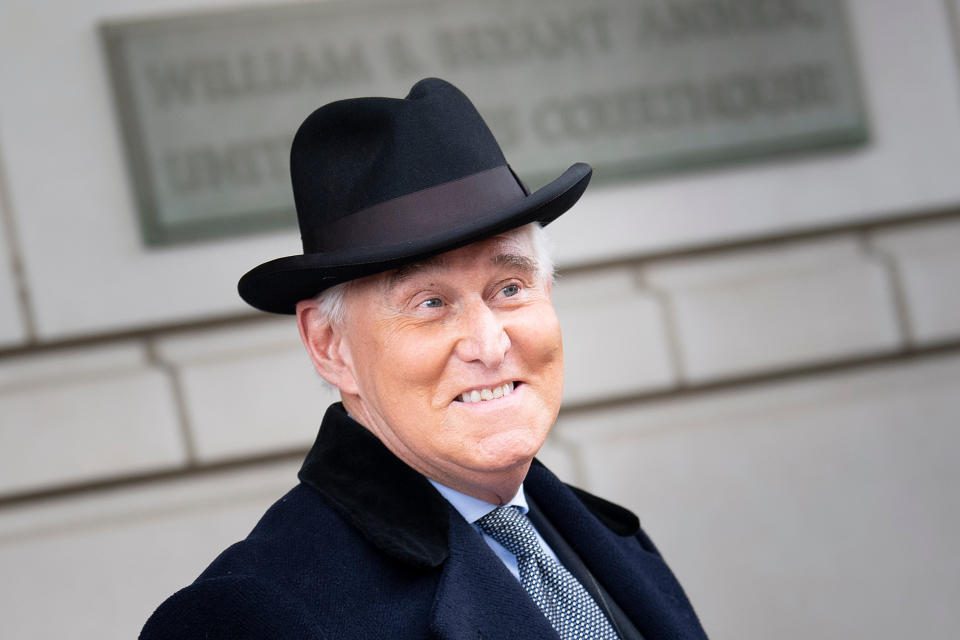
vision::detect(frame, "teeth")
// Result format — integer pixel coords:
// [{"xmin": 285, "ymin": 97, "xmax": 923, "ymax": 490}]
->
[{"xmin": 460, "ymin": 382, "xmax": 516, "ymax": 403}]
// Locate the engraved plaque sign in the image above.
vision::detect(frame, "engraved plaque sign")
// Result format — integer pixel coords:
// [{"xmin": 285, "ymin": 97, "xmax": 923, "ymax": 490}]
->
[{"xmin": 102, "ymin": 0, "xmax": 867, "ymax": 246}]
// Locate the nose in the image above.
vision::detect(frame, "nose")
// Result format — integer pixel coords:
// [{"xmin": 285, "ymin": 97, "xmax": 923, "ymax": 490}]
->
[{"xmin": 454, "ymin": 299, "xmax": 511, "ymax": 368}]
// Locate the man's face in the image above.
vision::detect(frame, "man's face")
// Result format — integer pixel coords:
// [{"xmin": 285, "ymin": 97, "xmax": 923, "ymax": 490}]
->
[{"xmin": 334, "ymin": 229, "xmax": 563, "ymax": 498}]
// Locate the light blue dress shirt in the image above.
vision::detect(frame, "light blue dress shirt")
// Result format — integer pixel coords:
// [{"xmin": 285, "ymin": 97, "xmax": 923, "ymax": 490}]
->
[{"xmin": 428, "ymin": 479, "xmax": 561, "ymax": 581}]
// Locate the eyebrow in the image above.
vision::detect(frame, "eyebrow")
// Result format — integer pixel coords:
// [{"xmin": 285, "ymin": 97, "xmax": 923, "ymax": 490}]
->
[
  {"xmin": 388, "ymin": 255, "xmax": 448, "ymax": 288},
  {"xmin": 386, "ymin": 251, "xmax": 538, "ymax": 289},
  {"xmin": 491, "ymin": 252, "xmax": 537, "ymax": 274}
]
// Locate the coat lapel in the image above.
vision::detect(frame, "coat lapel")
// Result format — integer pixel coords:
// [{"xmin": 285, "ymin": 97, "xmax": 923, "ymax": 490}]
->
[
  {"xmin": 525, "ymin": 464, "xmax": 708, "ymax": 640},
  {"xmin": 428, "ymin": 509, "xmax": 559, "ymax": 640}
]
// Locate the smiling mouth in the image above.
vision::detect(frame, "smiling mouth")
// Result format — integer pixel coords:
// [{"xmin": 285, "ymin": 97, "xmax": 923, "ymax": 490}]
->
[{"xmin": 456, "ymin": 381, "xmax": 518, "ymax": 404}]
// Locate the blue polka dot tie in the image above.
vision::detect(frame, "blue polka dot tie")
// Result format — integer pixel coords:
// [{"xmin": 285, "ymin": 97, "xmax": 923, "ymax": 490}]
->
[{"xmin": 477, "ymin": 506, "xmax": 620, "ymax": 640}]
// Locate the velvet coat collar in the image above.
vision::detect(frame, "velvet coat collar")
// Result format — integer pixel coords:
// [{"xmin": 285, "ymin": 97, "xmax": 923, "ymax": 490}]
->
[{"xmin": 297, "ymin": 403, "xmax": 452, "ymax": 568}]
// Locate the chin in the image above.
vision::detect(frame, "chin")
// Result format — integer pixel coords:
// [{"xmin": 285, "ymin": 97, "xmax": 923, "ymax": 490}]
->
[{"xmin": 470, "ymin": 431, "xmax": 545, "ymax": 471}]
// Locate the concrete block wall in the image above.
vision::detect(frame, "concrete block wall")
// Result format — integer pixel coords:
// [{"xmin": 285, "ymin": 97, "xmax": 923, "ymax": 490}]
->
[
  {"xmin": 151, "ymin": 320, "xmax": 339, "ymax": 463},
  {"xmin": 643, "ymin": 236, "xmax": 902, "ymax": 382},
  {"xmin": 0, "ymin": 342, "xmax": 186, "ymax": 495},
  {"xmin": 2, "ymin": 0, "xmax": 960, "ymax": 638},
  {"xmin": 554, "ymin": 353, "xmax": 960, "ymax": 639},
  {"xmin": 551, "ymin": 266, "xmax": 675, "ymax": 404},
  {"xmin": 869, "ymin": 218, "xmax": 960, "ymax": 345}
]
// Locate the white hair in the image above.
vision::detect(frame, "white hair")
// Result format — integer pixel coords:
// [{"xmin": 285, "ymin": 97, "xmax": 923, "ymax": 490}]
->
[{"xmin": 310, "ymin": 222, "xmax": 555, "ymax": 326}]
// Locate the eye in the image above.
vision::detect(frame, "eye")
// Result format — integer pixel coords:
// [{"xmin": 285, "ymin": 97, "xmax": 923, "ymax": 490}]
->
[
  {"xmin": 420, "ymin": 297, "xmax": 443, "ymax": 308},
  {"xmin": 501, "ymin": 284, "xmax": 520, "ymax": 298}
]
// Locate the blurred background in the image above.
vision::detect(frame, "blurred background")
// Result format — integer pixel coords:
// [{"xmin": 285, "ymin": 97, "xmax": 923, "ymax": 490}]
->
[{"xmin": 1, "ymin": 0, "xmax": 959, "ymax": 637}]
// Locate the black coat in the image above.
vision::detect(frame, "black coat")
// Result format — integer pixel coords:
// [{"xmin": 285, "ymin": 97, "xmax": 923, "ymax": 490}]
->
[{"xmin": 140, "ymin": 404, "xmax": 708, "ymax": 639}]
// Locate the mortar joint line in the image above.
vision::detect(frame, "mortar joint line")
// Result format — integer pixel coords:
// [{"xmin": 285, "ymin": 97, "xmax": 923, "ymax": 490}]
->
[
  {"xmin": 143, "ymin": 337, "xmax": 199, "ymax": 465},
  {"xmin": 640, "ymin": 267, "xmax": 687, "ymax": 387},
  {"xmin": 0, "ymin": 143, "xmax": 39, "ymax": 342},
  {"xmin": 858, "ymin": 230, "xmax": 915, "ymax": 350}
]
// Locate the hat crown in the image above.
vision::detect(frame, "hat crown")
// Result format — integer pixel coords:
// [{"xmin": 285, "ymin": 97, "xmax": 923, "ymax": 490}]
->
[{"xmin": 290, "ymin": 78, "xmax": 508, "ymax": 249}]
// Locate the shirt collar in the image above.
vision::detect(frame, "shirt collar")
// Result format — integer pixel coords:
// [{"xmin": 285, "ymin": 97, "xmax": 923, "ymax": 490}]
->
[{"xmin": 427, "ymin": 479, "xmax": 529, "ymax": 524}]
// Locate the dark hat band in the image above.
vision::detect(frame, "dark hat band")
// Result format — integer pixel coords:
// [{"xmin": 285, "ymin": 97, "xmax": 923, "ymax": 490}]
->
[{"xmin": 303, "ymin": 165, "xmax": 526, "ymax": 252}]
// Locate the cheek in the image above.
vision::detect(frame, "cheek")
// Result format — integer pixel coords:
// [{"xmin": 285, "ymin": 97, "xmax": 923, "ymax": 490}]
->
[
  {"xmin": 358, "ymin": 323, "xmax": 455, "ymax": 400},
  {"xmin": 521, "ymin": 307, "xmax": 563, "ymax": 368}
]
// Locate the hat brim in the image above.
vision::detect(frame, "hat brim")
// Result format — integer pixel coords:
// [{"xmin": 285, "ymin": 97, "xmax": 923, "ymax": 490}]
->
[{"xmin": 238, "ymin": 162, "xmax": 592, "ymax": 314}]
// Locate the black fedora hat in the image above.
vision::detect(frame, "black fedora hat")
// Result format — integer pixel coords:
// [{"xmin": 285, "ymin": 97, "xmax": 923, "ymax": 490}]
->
[{"xmin": 238, "ymin": 77, "xmax": 592, "ymax": 314}]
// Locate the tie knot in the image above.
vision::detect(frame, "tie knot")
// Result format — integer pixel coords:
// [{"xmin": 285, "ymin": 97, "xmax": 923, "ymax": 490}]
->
[{"xmin": 476, "ymin": 505, "xmax": 544, "ymax": 559}]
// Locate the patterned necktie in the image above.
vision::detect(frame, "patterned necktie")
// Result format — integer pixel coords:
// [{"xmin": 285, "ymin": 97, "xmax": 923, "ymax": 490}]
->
[{"xmin": 477, "ymin": 505, "xmax": 620, "ymax": 640}]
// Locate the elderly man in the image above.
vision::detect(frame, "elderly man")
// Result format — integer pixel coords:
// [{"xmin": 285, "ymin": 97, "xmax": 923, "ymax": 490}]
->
[{"xmin": 141, "ymin": 78, "xmax": 707, "ymax": 640}]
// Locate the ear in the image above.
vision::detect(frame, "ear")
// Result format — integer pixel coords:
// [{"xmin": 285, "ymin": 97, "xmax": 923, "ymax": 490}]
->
[{"xmin": 295, "ymin": 299, "xmax": 360, "ymax": 395}]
